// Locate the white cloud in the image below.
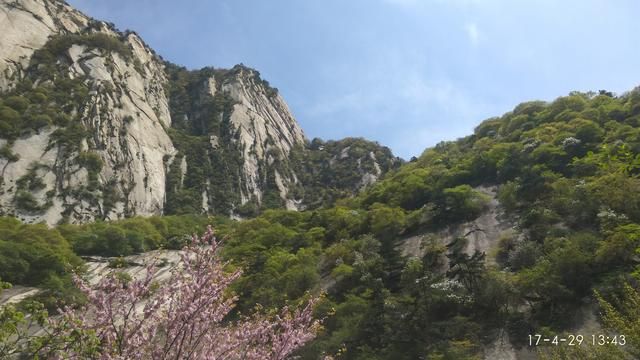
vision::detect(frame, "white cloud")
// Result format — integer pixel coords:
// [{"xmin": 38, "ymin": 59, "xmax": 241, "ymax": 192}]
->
[{"xmin": 465, "ymin": 22, "xmax": 480, "ymax": 46}]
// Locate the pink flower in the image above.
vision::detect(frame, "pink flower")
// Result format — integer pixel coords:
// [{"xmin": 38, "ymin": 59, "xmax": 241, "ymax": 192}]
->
[{"xmin": 42, "ymin": 227, "xmax": 321, "ymax": 359}]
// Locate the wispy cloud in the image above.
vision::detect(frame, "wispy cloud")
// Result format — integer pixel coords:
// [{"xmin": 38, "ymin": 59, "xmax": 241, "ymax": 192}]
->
[
  {"xmin": 465, "ymin": 22, "xmax": 480, "ymax": 46},
  {"xmin": 303, "ymin": 66, "xmax": 490, "ymax": 155},
  {"xmin": 70, "ymin": 0, "xmax": 640, "ymax": 159}
]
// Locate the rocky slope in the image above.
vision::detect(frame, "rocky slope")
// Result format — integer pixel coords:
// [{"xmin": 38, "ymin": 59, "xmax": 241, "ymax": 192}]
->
[
  {"xmin": 0, "ymin": 0, "xmax": 175, "ymax": 224},
  {"xmin": 0, "ymin": 0, "xmax": 399, "ymax": 224},
  {"xmin": 290, "ymin": 137, "xmax": 401, "ymax": 209},
  {"xmin": 0, "ymin": 0, "xmax": 88, "ymax": 90},
  {"xmin": 163, "ymin": 64, "xmax": 401, "ymax": 217},
  {"xmin": 163, "ymin": 64, "xmax": 308, "ymax": 216}
]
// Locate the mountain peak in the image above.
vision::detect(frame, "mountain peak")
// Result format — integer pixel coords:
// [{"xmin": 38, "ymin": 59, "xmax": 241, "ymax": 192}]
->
[{"xmin": 0, "ymin": 0, "xmax": 396, "ymax": 224}]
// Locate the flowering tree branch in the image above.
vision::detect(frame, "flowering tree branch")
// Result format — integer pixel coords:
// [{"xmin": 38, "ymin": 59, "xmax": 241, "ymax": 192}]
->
[{"xmin": 34, "ymin": 226, "xmax": 321, "ymax": 359}]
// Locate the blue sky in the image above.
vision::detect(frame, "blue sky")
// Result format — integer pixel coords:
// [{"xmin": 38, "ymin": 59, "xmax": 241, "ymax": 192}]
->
[{"xmin": 68, "ymin": 0, "xmax": 640, "ymax": 159}]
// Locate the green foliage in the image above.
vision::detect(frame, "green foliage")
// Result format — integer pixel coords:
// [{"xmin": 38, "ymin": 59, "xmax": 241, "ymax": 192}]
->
[
  {"xmin": 0, "ymin": 281, "xmax": 51, "ymax": 357},
  {"xmin": 77, "ymin": 151, "xmax": 103, "ymax": 173},
  {"xmin": 0, "ymin": 219, "xmax": 81, "ymax": 289},
  {"xmin": 290, "ymin": 137, "xmax": 402, "ymax": 209},
  {"xmin": 0, "ymin": 144, "xmax": 19, "ymax": 162},
  {"xmin": 0, "ymin": 34, "xmax": 130, "ymax": 141},
  {"xmin": 14, "ymin": 191, "xmax": 48, "ymax": 213},
  {"xmin": 595, "ymin": 284, "xmax": 640, "ymax": 358},
  {"xmin": 164, "ymin": 64, "xmax": 247, "ymax": 215},
  {"xmin": 58, "ymin": 215, "xmax": 213, "ymax": 256},
  {"xmin": 77, "ymin": 151, "xmax": 103, "ymax": 189},
  {"xmin": 16, "ymin": 162, "xmax": 47, "ymax": 192},
  {"xmin": 31, "ymin": 33, "xmax": 134, "ymax": 68},
  {"xmin": 542, "ymin": 283, "xmax": 640, "ymax": 359},
  {"xmin": 285, "ymin": 88, "xmax": 640, "ymax": 357},
  {"xmin": 596, "ymin": 224, "xmax": 640, "ymax": 267},
  {"xmin": 438, "ymin": 185, "xmax": 489, "ymax": 224}
]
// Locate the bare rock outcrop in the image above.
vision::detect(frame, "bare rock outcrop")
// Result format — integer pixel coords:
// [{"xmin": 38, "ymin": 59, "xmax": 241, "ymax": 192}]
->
[
  {"xmin": 0, "ymin": 0, "xmax": 175, "ymax": 224},
  {"xmin": 0, "ymin": 0, "xmax": 395, "ymax": 224},
  {"xmin": 0, "ymin": 0, "xmax": 88, "ymax": 90}
]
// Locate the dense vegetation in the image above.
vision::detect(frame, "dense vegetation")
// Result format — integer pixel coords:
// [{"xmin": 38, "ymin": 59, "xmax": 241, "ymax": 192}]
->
[
  {"xmin": 289, "ymin": 137, "xmax": 402, "ymax": 209},
  {"xmin": 164, "ymin": 64, "xmax": 247, "ymax": 215},
  {"xmin": 2, "ymin": 19, "xmax": 640, "ymax": 357},
  {"xmin": 0, "ymin": 215, "xmax": 213, "ymax": 310},
  {"xmin": 218, "ymin": 89, "xmax": 640, "ymax": 358},
  {"xmin": 3, "ymin": 88, "xmax": 640, "ymax": 358}
]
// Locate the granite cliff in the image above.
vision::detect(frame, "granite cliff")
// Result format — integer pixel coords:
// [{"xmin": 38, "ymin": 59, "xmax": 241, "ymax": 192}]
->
[{"xmin": 0, "ymin": 0, "xmax": 400, "ymax": 224}]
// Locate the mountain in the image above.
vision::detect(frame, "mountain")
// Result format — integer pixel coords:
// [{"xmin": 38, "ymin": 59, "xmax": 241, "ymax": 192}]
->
[
  {"xmin": 6, "ymin": 1, "xmax": 640, "ymax": 359},
  {"xmin": 0, "ymin": 0, "xmax": 401, "ymax": 225},
  {"xmin": 5, "ymin": 85, "xmax": 640, "ymax": 359}
]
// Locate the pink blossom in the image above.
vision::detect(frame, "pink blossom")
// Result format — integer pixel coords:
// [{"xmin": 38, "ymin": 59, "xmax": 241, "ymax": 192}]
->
[{"xmin": 42, "ymin": 226, "xmax": 321, "ymax": 359}]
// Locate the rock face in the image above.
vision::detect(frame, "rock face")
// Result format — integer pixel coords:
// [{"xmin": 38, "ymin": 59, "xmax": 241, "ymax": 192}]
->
[
  {"xmin": 66, "ymin": 39, "xmax": 175, "ymax": 222},
  {"xmin": 212, "ymin": 66, "xmax": 305, "ymax": 208},
  {"xmin": 0, "ymin": 0, "xmax": 175, "ymax": 224},
  {"xmin": 0, "ymin": 0, "xmax": 399, "ymax": 225},
  {"xmin": 290, "ymin": 137, "xmax": 402, "ymax": 210},
  {"xmin": 400, "ymin": 186, "xmax": 515, "ymax": 261},
  {"xmin": 0, "ymin": 0, "xmax": 88, "ymax": 90},
  {"xmin": 162, "ymin": 65, "xmax": 400, "ymax": 217},
  {"xmin": 161, "ymin": 64, "xmax": 309, "ymax": 216}
]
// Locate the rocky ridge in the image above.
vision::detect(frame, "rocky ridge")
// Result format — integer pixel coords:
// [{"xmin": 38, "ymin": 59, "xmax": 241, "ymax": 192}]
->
[
  {"xmin": 0, "ymin": 0, "xmax": 88, "ymax": 90},
  {"xmin": 0, "ymin": 0, "xmax": 175, "ymax": 224},
  {"xmin": 0, "ymin": 0, "xmax": 399, "ymax": 224}
]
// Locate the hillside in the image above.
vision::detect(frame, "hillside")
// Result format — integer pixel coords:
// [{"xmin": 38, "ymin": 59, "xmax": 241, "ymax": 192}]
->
[
  {"xmin": 3, "ymin": 88, "xmax": 640, "ymax": 359},
  {"xmin": 1, "ymin": 0, "xmax": 640, "ymax": 359},
  {"xmin": 219, "ymin": 89, "xmax": 640, "ymax": 359}
]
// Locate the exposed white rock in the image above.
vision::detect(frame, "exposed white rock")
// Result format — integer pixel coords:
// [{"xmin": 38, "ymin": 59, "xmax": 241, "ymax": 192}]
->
[
  {"xmin": 0, "ymin": 285, "xmax": 40, "ymax": 306},
  {"xmin": 0, "ymin": 5, "xmax": 175, "ymax": 224},
  {"xmin": 179, "ymin": 156, "xmax": 188, "ymax": 188},
  {"xmin": 339, "ymin": 146, "xmax": 351, "ymax": 159},
  {"xmin": 63, "ymin": 40, "xmax": 173, "ymax": 222},
  {"xmin": 202, "ymin": 179, "xmax": 210, "ymax": 212},
  {"xmin": 209, "ymin": 135, "xmax": 219, "ymax": 149},
  {"xmin": 274, "ymin": 170, "xmax": 297, "ymax": 210},
  {"xmin": 205, "ymin": 76, "xmax": 217, "ymax": 97},
  {"xmin": 0, "ymin": 0, "xmax": 89, "ymax": 90},
  {"xmin": 399, "ymin": 186, "xmax": 515, "ymax": 264},
  {"xmin": 357, "ymin": 152, "xmax": 383, "ymax": 189},
  {"xmin": 83, "ymin": 250, "xmax": 183, "ymax": 286},
  {"xmin": 483, "ymin": 331, "xmax": 518, "ymax": 360},
  {"xmin": 370, "ymin": 151, "xmax": 382, "ymax": 175},
  {"xmin": 0, "ymin": 127, "xmax": 61, "ymax": 223},
  {"xmin": 359, "ymin": 173, "xmax": 378, "ymax": 188},
  {"xmin": 218, "ymin": 68, "xmax": 305, "ymax": 205}
]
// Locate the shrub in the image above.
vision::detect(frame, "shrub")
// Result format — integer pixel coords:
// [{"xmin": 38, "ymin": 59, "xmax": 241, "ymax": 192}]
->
[{"xmin": 14, "ymin": 191, "xmax": 42, "ymax": 212}]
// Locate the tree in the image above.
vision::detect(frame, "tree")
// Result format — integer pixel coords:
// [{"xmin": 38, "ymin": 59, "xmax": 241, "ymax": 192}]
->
[
  {"xmin": 8, "ymin": 226, "xmax": 321, "ymax": 359},
  {"xmin": 0, "ymin": 279, "xmax": 50, "ymax": 358},
  {"xmin": 595, "ymin": 284, "xmax": 640, "ymax": 358},
  {"xmin": 437, "ymin": 185, "xmax": 489, "ymax": 224},
  {"xmin": 446, "ymin": 237, "xmax": 486, "ymax": 293},
  {"xmin": 541, "ymin": 284, "xmax": 639, "ymax": 360}
]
